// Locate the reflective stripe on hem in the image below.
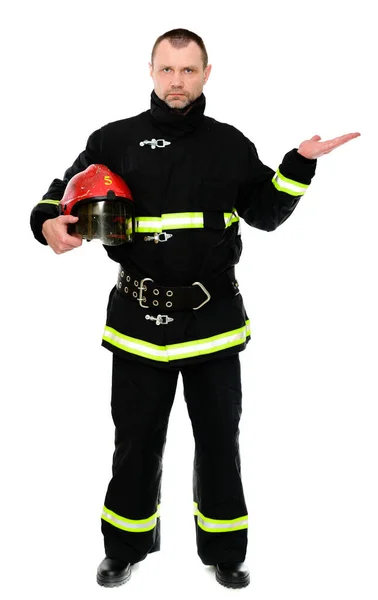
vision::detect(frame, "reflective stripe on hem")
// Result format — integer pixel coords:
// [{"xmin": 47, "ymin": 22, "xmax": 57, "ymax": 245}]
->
[
  {"xmin": 103, "ymin": 321, "xmax": 251, "ymax": 363},
  {"xmin": 272, "ymin": 169, "xmax": 309, "ymax": 197},
  {"xmin": 194, "ymin": 502, "xmax": 248, "ymax": 533},
  {"xmin": 101, "ymin": 505, "xmax": 160, "ymax": 532}
]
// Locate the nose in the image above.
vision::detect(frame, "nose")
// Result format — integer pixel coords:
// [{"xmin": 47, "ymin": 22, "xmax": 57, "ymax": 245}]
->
[{"xmin": 170, "ymin": 70, "xmax": 184, "ymax": 88}]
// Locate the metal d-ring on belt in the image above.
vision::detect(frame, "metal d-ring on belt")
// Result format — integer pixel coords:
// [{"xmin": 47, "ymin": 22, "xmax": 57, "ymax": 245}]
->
[{"xmin": 116, "ymin": 266, "xmax": 239, "ymax": 311}]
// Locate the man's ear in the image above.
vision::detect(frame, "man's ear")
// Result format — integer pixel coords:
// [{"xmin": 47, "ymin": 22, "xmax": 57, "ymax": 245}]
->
[{"xmin": 204, "ymin": 64, "xmax": 212, "ymax": 85}]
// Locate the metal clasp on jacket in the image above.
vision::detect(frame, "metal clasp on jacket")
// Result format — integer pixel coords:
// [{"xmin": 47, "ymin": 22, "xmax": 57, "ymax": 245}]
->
[
  {"xmin": 139, "ymin": 138, "xmax": 171, "ymax": 149},
  {"xmin": 144, "ymin": 232, "xmax": 173, "ymax": 243},
  {"xmin": 138, "ymin": 277, "xmax": 153, "ymax": 308},
  {"xmin": 145, "ymin": 314, "xmax": 174, "ymax": 326}
]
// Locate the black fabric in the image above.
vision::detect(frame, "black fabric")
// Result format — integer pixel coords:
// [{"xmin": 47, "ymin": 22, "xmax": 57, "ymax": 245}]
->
[
  {"xmin": 149, "ymin": 90, "xmax": 206, "ymax": 135},
  {"xmin": 31, "ymin": 92, "xmax": 318, "ymax": 567},
  {"xmin": 103, "ymin": 353, "xmax": 247, "ymax": 565},
  {"xmin": 30, "ymin": 90, "xmax": 317, "ymax": 367},
  {"xmin": 182, "ymin": 354, "xmax": 247, "ymax": 565},
  {"xmin": 102, "ymin": 286, "xmax": 250, "ymax": 370}
]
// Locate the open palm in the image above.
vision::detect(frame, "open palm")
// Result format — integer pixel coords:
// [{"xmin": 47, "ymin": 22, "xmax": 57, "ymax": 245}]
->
[{"xmin": 298, "ymin": 132, "xmax": 360, "ymax": 159}]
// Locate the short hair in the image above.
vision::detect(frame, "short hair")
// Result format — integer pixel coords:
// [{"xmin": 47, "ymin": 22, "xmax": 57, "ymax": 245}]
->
[{"xmin": 151, "ymin": 28, "xmax": 208, "ymax": 68}]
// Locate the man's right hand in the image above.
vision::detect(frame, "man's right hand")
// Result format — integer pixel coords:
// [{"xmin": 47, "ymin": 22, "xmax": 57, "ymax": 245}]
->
[{"xmin": 42, "ymin": 215, "xmax": 83, "ymax": 254}]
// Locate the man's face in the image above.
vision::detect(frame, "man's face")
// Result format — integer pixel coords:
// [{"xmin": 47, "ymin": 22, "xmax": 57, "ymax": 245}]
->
[{"xmin": 149, "ymin": 39, "xmax": 212, "ymax": 110}]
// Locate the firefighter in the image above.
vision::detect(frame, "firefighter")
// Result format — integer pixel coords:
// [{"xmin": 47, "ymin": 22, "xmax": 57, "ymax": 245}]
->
[{"xmin": 30, "ymin": 28, "xmax": 360, "ymax": 589}]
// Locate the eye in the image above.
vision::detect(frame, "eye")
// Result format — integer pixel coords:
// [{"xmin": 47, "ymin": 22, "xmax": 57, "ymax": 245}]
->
[
  {"xmin": 185, "ymin": 68, "xmax": 193, "ymax": 73},
  {"xmin": 163, "ymin": 68, "xmax": 171, "ymax": 73}
]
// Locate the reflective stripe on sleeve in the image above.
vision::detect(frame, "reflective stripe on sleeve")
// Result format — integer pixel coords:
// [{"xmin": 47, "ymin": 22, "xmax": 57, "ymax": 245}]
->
[
  {"xmin": 101, "ymin": 505, "xmax": 160, "ymax": 532},
  {"xmin": 272, "ymin": 169, "xmax": 310, "ymax": 197},
  {"xmin": 193, "ymin": 502, "xmax": 248, "ymax": 533},
  {"xmin": 103, "ymin": 321, "xmax": 251, "ymax": 363},
  {"xmin": 37, "ymin": 199, "xmax": 60, "ymax": 206}
]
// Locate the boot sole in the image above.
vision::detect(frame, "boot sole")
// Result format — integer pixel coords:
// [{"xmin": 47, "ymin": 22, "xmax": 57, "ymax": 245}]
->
[{"xmin": 215, "ymin": 571, "xmax": 250, "ymax": 589}]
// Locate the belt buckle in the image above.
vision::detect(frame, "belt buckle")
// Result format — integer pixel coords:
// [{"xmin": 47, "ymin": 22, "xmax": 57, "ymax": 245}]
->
[
  {"xmin": 138, "ymin": 277, "xmax": 153, "ymax": 308},
  {"xmin": 192, "ymin": 281, "xmax": 211, "ymax": 310}
]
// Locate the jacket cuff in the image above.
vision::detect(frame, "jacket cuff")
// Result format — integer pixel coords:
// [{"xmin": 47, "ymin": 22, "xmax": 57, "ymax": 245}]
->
[
  {"xmin": 279, "ymin": 148, "xmax": 317, "ymax": 185},
  {"xmin": 30, "ymin": 211, "xmax": 52, "ymax": 245}
]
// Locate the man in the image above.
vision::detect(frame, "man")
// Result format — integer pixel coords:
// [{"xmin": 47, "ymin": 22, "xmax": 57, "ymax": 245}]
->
[{"xmin": 30, "ymin": 28, "xmax": 360, "ymax": 589}]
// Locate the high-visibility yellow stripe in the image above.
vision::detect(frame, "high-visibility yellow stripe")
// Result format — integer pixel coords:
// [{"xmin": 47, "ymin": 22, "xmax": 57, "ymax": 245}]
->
[
  {"xmin": 37, "ymin": 199, "xmax": 60, "ymax": 206},
  {"xmin": 272, "ymin": 168, "xmax": 309, "ymax": 197},
  {"xmin": 103, "ymin": 321, "xmax": 251, "ymax": 363},
  {"xmin": 101, "ymin": 505, "xmax": 161, "ymax": 533},
  {"xmin": 193, "ymin": 502, "xmax": 248, "ymax": 533},
  {"xmin": 132, "ymin": 211, "xmax": 239, "ymax": 233},
  {"xmin": 224, "ymin": 212, "xmax": 239, "ymax": 228},
  {"xmin": 134, "ymin": 213, "xmax": 203, "ymax": 232},
  {"xmin": 34, "ymin": 206, "xmax": 240, "ymax": 232}
]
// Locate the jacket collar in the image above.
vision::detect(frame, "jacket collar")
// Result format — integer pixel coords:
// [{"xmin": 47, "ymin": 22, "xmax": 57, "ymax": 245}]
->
[{"xmin": 149, "ymin": 90, "xmax": 206, "ymax": 135}]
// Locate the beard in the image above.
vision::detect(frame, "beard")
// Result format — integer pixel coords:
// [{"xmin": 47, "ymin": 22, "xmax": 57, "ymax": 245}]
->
[{"xmin": 164, "ymin": 92, "xmax": 197, "ymax": 115}]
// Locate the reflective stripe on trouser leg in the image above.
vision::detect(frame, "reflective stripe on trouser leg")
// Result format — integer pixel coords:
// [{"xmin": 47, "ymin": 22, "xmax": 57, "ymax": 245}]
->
[
  {"xmin": 193, "ymin": 502, "xmax": 248, "ymax": 533},
  {"xmin": 102, "ymin": 354, "xmax": 179, "ymax": 563},
  {"xmin": 102, "ymin": 504, "xmax": 161, "ymax": 532},
  {"xmin": 182, "ymin": 353, "xmax": 248, "ymax": 565}
]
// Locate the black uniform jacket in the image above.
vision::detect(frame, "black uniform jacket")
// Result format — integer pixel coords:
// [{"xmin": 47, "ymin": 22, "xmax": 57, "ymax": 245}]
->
[{"xmin": 30, "ymin": 91, "xmax": 317, "ymax": 368}]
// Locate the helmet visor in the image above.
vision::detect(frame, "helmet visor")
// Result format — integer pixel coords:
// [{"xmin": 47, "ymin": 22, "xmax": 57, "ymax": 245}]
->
[{"xmin": 71, "ymin": 200, "xmax": 133, "ymax": 245}]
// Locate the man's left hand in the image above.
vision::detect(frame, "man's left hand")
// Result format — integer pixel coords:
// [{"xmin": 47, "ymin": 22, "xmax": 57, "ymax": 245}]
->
[{"xmin": 298, "ymin": 132, "xmax": 361, "ymax": 159}]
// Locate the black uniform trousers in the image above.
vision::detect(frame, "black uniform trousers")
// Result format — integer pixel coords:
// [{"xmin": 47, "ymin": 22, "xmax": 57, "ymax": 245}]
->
[{"xmin": 101, "ymin": 352, "xmax": 248, "ymax": 566}]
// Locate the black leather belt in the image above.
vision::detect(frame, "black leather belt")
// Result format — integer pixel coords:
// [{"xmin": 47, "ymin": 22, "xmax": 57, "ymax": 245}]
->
[{"xmin": 116, "ymin": 266, "xmax": 239, "ymax": 311}]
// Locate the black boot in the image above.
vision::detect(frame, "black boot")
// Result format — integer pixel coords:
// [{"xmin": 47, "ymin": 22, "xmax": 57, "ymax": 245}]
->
[
  {"xmin": 96, "ymin": 557, "xmax": 132, "ymax": 587},
  {"xmin": 215, "ymin": 562, "xmax": 250, "ymax": 588}
]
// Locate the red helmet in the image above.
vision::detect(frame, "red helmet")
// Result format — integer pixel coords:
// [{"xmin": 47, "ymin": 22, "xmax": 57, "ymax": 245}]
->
[{"xmin": 59, "ymin": 164, "xmax": 135, "ymax": 245}]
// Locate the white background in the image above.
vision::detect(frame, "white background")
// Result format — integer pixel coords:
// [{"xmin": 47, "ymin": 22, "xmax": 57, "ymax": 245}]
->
[{"xmin": 1, "ymin": 0, "xmax": 377, "ymax": 598}]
